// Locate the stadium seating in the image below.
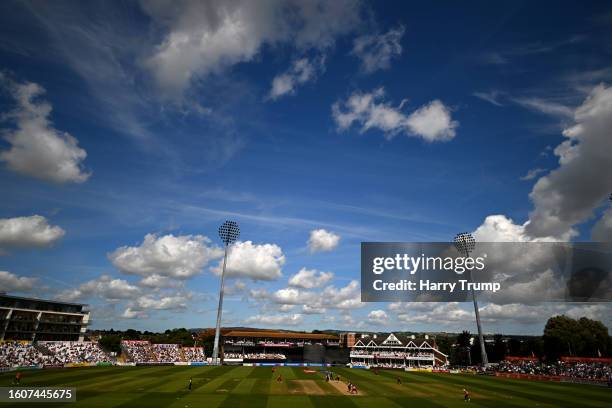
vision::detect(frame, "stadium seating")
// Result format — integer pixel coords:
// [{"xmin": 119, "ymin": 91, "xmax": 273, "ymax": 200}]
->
[
  {"xmin": 223, "ymin": 352, "xmax": 286, "ymax": 360},
  {"xmin": 151, "ymin": 343, "xmax": 180, "ymax": 363},
  {"xmin": 121, "ymin": 340, "xmax": 156, "ymax": 363},
  {"xmin": 0, "ymin": 341, "xmax": 53, "ymax": 367},
  {"xmin": 182, "ymin": 347, "xmax": 206, "ymax": 362},
  {"xmin": 496, "ymin": 359, "xmax": 612, "ymax": 381},
  {"xmin": 38, "ymin": 341, "xmax": 111, "ymax": 364}
]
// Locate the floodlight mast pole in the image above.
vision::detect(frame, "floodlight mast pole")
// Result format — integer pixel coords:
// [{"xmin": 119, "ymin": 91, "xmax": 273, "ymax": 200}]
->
[
  {"xmin": 212, "ymin": 221, "xmax": 239, "ymax": 366},
  {"xmin": 212, "ymin": 243, "xmax": 229, "ymax": 365},
  {"xmin": 454, "ymin": 233, "xmax": 488, "ymax": 366}
]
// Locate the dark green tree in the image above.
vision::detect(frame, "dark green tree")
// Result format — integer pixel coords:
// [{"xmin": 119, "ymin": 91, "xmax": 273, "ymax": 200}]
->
[
  {"xmin": 543, "ymin": 315, "xmax": 610, "ymax": 360},
  {"xmin": 99, "ymin": 334, "xmax": 122, "ymax": 353}
]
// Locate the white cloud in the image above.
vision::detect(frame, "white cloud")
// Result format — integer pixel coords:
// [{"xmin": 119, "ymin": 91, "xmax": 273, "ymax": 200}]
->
[
  {"xmin": 513, "ymin": 97, "xmax": 573, "ymax": 118},
  {"xmin": 388, "ymin": 302, "xmax": 612, "ymax": 328},
  {"xmin": 367, "ymin": 309, "xmax": 388, "ymax": 325},
  {"xmin": 478, "ymin": 303, "xmax": 551, "ymax": 324},
  {"xmin": 131, "ymin": 294, "xmax": 188, "ymax": 311},
  {"xmin": 225, "ymin": 280, "xmax": 248, "ymax": 295},
  {"xmin": 564, "ymin": 304, "xmax": 612, "ymax": 324},
  {"xmin": 525, "ymin": 84, "xmax": 612, "ymax": 238},
  {"xmin": 592, "ymin": 208, "xmax": 612, "ymax": 241},
  {"xmin": 319, "ymin": 280, "xmax": 362, "ymax": 309},
  {"xmin": 332, "ymin": 87, "xmax": 458, "ymax": 141},
  {"xmin": 268, "ymin": 55, "xmax": 325, "ymax": 100},
  {"xmin": 0, "ymin": 271, "xmax": 37, "ymax": 293},
  {"xmin": 57, "ymin": 275, "xmax": 141, "ymax": 302},
  {"xmin": 122, "ymin": 308, "xmax": 148, "ymax": 319},
  {"xmin": 352, "ymin": 26, "xmax": 404, "ymax": 73},
  {"xmin": 0, "ymin": 76, "xmax": 90, "ymax": 183},
  {"xmin": 472, "ymin": 214, "xmax": 565, "ymax": 242},
  {"xmin": 109, "ymin": 233, "xmax": 223, "ymax": 279},
  {"xmin": 244, "ymin": 313, "xmax": 304, "ymax": 326},
  {"xmin": 473, "ymin": 90, "xmax": 504, "ymax": 106},
  {"xmin": 520, "ymin": 168, "xmax": 547, "ymax": 181},
  {"xmin": 406, "ymin": 100, "xmax": 458, "ymax": 142},
  {"xmin": 468, "ymin": 85, "xmax": 612, "ymax": 242},
  {"xmin": 0, "ymin": 215, "xmax": 65, "ymax": 249},
  {"xmin": 308, "ymin": 229, "xmax": 340, "ymax": 253},
  {"xmin": 288, "ymin": 268, "xmax": 333, "ymax": 288},
  {"xmin": 142, "ymin": 0, "xmax": 361, "ymax": 96},
  {"xmin": 319, "ymin": 311, "xmax": 361, "ymax": 329},
  {"xmin": 480, "ymin": 303, "xmax": 612, "ymax": 327},
  {"xmin": 262, "ymin": 280, "xmax": 362, "ymax": 312},
  {"xmin": 119, "ymin": 292, "xmax": 191, "ymax": 319},
  {"xmin": 138, "ymin": 274, "xmax": 184, "ymax": 289},
  {"xmin": 392, "ymin": 302, "xmax": 472, "ymax": 325},
  {"xmin": 272, "ymin": 287, "xmax": 317, "ymax": 305},
  {"xmin": 302, "ymin": 304, "xmax": 326, "ymax": 314},
  {"xmin": 211, "ymin": 241, "xmax": 285, "ymax": 280},
  {"xmin": 249, "ymin": 288, "xmax": 271, "ymax": 300}
]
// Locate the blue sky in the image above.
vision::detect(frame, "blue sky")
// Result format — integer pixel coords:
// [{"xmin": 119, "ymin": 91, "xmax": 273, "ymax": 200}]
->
[{"xmin": 1, "ymin": 0, "xmax": 611, "ymax": 335}]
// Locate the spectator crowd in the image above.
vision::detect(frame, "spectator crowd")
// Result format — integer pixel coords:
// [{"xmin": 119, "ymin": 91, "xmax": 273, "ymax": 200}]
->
[
  {"xmin": 120, "ymin": 341, "xmax": 207, "ymax": 363},
  {"xmin": 496, "ymin": 360, "xmax": 612, "ymax": 381},
  {"xmin": 0, "ymin": 342, "xmax": 50, "ymax": 367},
  {"xmin": 121, "ymin": 341, "xmax": 155, "ymax": 363},
  {"xmin": 151, "ymin": 344, "xmax": 180, "ymax": 363},
  {"xmin": 182, "ymin": 347, "xmax": 206, "ymax": 362},
  {"xmin": 223, "ymin": 352, "xmax": 286, "ymax": 360}
]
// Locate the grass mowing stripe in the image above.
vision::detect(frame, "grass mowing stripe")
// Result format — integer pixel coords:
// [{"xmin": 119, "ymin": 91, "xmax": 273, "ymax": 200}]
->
[
  {"xmin": 386, "ymin": 396, "xmax": 450, "ymax": 408},
  {"xmin": 316, "ymin": 378, "xmax": 345, "ymax": 395},
  {"xmin": 1, "ymin": 366, "xmax": 609, "ymax": 408},
  {"xmin": 271, "ymin": 367, "xmax": 295, "ymax": 380},
  {"xmin": 421, "ymin": 373, "xmax": 562, "ymax": 405},
  {"xmin": 57, "ymin": 367, "xmax": 195, "ymax": 407},
  {"xmin": 290, "ymin": 367, "xmax": 319, "ymax": 380},
  {"xmin": 440, "ymin": 373, "xmax": 612, "ymax": 405},
  {"xmin": 233, "ymin": 378, "xmax": 258, "ymax": 394},
  {"xmin": 248, "ymin": 367, "xmax": 275, "ymax": 379},
  {"xmin": 112, "ymin": 391, "xmax": 182, "ymax": 408},
  {"xmin": 216, "ymin": 376, "xmax": 244, "ymax": 393},
  {"xmin": 309, "ymin": 395, "xmax": 360, "ymax": 408},
  {"xmin": 346, "ymin": 370, "xmax": 561, "ymax": 408},
  {"xmin": 218, "ymin": 393, "xmax": 269, "ymax": 408},
  {"xmin": 71, "ymin": 368, "xmax": 186, "ymax": 388},
  {"xmin": 250, "ymin": 378, "xmax": 272, "ymax": 396},
  {"xmin": 475, "ymin": 376, "xmax": 611, "ymax": 403},
  {"xmin": 346, "ymin": 369, "xmax": 464, "ymax": 407},
  {"xmin": 267, "ymin": 395, "xmax": 315, "ymax": 408},
  {"xmin": 0, "ymin": 367, "xmax": 120, "ymax": 387},
  {"xmin": 422, "ymin": 373, "xmax": 596, "ymax": 408}
]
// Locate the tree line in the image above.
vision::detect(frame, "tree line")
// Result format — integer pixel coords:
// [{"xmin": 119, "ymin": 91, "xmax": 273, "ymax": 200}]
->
[{"xmin": 446, "ymin": 315, "xmax": 610, "ymax": 365}]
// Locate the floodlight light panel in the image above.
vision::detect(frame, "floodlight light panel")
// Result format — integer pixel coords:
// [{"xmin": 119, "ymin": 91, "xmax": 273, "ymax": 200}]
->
[
  {"xmin": 219, "ymin": 220, "xmax": 240, "ymax": 245},
  {"xmin": 453, "ymin": 232, "xmax": 475, "ymax": 254}
]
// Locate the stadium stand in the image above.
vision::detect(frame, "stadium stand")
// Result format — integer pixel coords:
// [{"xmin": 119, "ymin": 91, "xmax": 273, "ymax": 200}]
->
[
  {"xmin": 496, "ymin": 359, "xmax": 612, "ymax": 381},
  {"xmin": 1, "ymin": 294, "xmax": 90, "ymax": 342},
  {"xmin": 349, "ymin": 332, "xmax": 447, "ymax": 367},
  {"xmin": 221, "ymin": 329, "xmax": 341, "ymax": 363},
  {"xmin": 224, "ymin": 352, "xmax": 286, "ymax": 361},
  {"xmin": 151, "ymin": 343, "xmax": 180, "ymax": 363},
  {"xmin": 182, "ymin": 347, "xmax": 205, "ymax": 362},
  {"xmin": 0, "ymin": 341, "xmax": 52, "ymax": 367},
  {"xmin": 38, "ymin": 341, "xmax": 111, "ymax": 364},
  {"xmin": 121, "ymin": 340, "xmax": 156, "ymax": 363}
]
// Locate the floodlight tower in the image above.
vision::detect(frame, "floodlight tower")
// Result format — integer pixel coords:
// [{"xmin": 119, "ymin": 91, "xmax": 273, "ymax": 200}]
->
[
  {"xmin": 454, "ymin": 232, "xmax": 488, "ymax": 366},
  {"xmin": 212, "ymin": 220, "xmax": 240, "ymax": 365}
]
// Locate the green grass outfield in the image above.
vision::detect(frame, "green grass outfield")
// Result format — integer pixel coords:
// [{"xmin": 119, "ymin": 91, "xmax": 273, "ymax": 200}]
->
[{"xmin": 1, "ymin": 366, "xmax": 610, "ymax": 407}]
